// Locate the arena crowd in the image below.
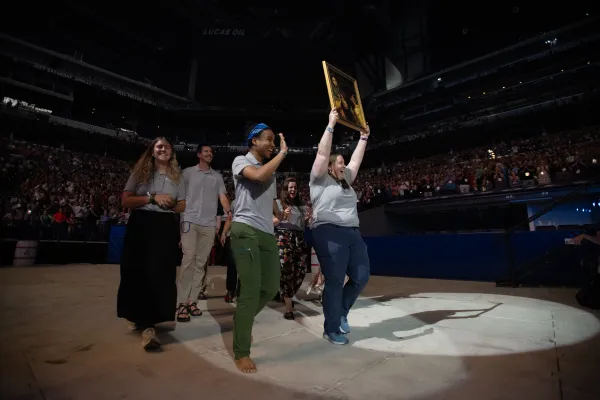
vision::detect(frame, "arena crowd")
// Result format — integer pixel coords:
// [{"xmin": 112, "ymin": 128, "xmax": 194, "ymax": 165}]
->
[{"xmin": 1, "ymin": 124, "xmax": 598, "ymax": 241}]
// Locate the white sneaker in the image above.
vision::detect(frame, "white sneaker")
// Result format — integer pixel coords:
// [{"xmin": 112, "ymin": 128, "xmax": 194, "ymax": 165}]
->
[
  {"xmin": 142, "ymin": 328, "xmax": 161, "ymax": 350},
  {"xmin": 128, "ymin": 322, "xmax": 141, "ymax": 332}
]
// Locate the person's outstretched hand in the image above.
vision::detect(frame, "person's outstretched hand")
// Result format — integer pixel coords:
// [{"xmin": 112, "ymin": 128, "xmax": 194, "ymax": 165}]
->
[
  {"xmin": 278, "ymin": 133, "xmax": 288, "ymax": 154},
  {"xmin": 329, "ymin": 108, "xmax": 339, "ymax": 127}
]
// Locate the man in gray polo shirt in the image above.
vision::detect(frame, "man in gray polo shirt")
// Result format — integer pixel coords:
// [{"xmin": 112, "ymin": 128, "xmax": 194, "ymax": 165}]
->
[{"xmin": 177, "ymin": 144, "xmax": 231, "ymax": 320}]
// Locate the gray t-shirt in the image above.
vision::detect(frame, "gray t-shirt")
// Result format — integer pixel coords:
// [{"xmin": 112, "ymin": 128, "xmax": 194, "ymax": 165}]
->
[
  {"xmin": 181, "ymin": 166, "xmax": 226, "ymax": 227},
  {"xmin": 232, "ymin": 153, "xmax": 277, "ymax": 235},
  {"xmin": 309, "ymin": 168, "xmax": 359, "ymax": 228},
  {"xmin": 123, "ymin": 171, "xmax": 186, "ymax": 213},
  {"xmin": 276, "ymin": 200, "xmax": 307, "ymax": 231}
]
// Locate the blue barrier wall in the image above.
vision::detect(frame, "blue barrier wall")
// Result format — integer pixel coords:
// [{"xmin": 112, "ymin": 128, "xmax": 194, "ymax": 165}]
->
[
  {"xmin": 107, "ymin": 226, "xmax": 580, "ymax": 284},
  {"xmin": 107, "ymin": 225, "xmax": 126, "ymax": 264},
  {"xmin": 364, "ymin": 230, "xmax": 579, "ymax": 282},
  {"xmin": 107, "ymin": 226, "xmax": 314, "ymax": 265}
]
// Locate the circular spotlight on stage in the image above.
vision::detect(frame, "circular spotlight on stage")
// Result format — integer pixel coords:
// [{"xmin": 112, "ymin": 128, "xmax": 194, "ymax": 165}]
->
[
  {"xmin": 170, "ymin": 281, "xmax": 600, "ymax": 400},
  {"xmin": 348, "ymin": 293, "xmax": 600, "ymax": 357}
]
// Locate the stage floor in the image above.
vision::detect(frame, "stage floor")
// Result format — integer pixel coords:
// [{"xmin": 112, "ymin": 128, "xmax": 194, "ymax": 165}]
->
[{"xmin": 1, "ymin": 265, "xmax": 599, "ymax": 400}]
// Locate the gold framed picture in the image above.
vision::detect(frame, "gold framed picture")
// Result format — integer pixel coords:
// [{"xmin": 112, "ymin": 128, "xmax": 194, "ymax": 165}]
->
[{"xmin": 322, "ymin": 61, "xmax": 367, "ymax": 132}]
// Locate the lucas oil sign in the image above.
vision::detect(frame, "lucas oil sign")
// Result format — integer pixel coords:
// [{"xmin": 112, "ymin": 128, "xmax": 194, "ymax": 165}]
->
[{"xmin": 202, "ymin": 28, "xmax": 245, "ymax": 36}]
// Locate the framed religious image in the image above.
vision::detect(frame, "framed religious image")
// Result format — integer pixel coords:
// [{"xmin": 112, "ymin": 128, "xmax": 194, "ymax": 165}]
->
[{"xmin": 322, "ymin": 61, "xmax": 367, "ymax": 132}]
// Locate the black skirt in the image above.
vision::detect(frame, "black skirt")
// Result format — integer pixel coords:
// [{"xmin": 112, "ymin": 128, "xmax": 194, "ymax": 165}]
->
[{"xmin": 117, "ymin": 209, "xmax": 181, "ymax": 327}]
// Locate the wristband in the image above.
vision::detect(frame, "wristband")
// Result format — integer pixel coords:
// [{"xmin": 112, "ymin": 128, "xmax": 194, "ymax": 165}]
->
[
  {"xmin": 326, "ymin": 126, "xmax": 334, "ymax": 133},
  {"xmin": 147, "ymin": 192, "xmax": 156, "ymax": 204},
  {"xmin": 360, "ymin": 136, "xmax": 369, "ymax": 141}
]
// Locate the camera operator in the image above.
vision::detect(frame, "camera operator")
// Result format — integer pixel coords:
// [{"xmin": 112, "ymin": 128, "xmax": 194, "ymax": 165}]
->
[{"xmin": 571, "ymin": 227, "xmax": 600, "ymax": 309}]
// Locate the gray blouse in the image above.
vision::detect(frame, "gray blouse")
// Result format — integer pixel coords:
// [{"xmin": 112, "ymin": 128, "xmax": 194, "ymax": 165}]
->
[
  {"xmin": 276, "ymin": 200, "xmax": 308, "ymax": 231},
  {"xmin": 123, "ymin": 171, "xmax": 186, "ymax": 213},
  {"xmin": 231, "ymin": 153, "xmax": 277, "ymax": 235},
  {"xmin": 309, "ymin": 168, "xmax": 359, "ymax": 228}
]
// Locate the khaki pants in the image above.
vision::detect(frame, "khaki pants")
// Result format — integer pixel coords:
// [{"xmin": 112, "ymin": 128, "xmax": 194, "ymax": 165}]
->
[{"xmin": 178, "ymin": 224, "xmax": 215, "ymax": 304}]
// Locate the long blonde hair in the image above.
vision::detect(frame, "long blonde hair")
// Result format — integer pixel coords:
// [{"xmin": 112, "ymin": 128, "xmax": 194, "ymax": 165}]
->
[{"xmin": 131, "ymin": 137, "xmax": 181, "ymax": 185}]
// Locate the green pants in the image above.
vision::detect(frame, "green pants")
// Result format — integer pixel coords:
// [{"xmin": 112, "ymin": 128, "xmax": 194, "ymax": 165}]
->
[{"xmin": 230, "ymin": 222, "xmax": 280, "ymax": 359}]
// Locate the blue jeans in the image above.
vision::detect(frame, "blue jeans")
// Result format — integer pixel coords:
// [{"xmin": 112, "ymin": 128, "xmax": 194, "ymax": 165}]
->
[{"xmin": 312, "ymin": 224, "xmax": 370, "ymax": 335}]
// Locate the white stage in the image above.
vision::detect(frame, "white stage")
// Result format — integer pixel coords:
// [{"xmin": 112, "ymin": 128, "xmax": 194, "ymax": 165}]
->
[{"xmin": 1, "ymin": 265, "xmax": 599, "ymax": 400}]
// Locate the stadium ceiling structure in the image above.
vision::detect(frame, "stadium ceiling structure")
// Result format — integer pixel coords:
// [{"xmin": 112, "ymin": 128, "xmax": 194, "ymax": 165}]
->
[{"xmin": 2, "ymin": 1, "xmax": 598, "ymax": 115}]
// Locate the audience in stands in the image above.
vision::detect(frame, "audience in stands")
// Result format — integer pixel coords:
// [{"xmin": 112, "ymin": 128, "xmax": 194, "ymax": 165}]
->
[
  {"xmin": 350, "ymin": 125, "xmax": 599, "ymax": 209},
  {"xmin": 1, "ymin": 139, "xmax": 131, "ymax": 241},
  {"xmin": 2, "ymin": 125, "xmax": 598, "ymax": 240}
]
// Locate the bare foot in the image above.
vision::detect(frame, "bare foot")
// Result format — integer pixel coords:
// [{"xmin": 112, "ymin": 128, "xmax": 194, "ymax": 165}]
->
[{"xmin": 235, "ymin": 357, "xmax": 257, "ymax": 373}]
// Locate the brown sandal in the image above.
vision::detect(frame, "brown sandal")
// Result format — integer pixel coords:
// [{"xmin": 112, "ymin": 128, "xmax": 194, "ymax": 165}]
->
[
  {"xmin": 176, "ymin": 303, "xmax": 190, "ymax": 322},
  {"xmin": 188, "ymin": 302, "xmax": 202, "ymax": 317}
]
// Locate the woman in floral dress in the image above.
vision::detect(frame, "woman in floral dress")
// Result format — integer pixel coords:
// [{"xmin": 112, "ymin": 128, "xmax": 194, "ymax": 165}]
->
[{"xmin": 275, "ymin": 177, "xmax": 312, "ymax": 319}]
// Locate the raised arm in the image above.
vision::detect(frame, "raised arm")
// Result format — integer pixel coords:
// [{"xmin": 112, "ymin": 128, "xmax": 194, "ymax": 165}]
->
[
  {"xmin": 239, "ymin": 134, "xmax": 288, "ymax": 183},
  {"xmin": 346, "ymin": 124, "xmax": 370, "ymax": 183},
  {"xmin": 311, "ymin": 109, "xmax": 339, "ymax": 178}
]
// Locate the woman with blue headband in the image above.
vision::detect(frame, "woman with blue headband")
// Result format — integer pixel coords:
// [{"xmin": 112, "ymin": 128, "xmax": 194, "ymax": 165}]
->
[
  {"xmin": 230, "ymin": 122, "xmax": 288, "ymax": 373},
  {"xmin": 310, "ymin": 108, "xmax": 371, "ymax": 345}
]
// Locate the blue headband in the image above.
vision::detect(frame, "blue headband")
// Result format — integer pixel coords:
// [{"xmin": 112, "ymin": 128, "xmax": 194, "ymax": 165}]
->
[{"xmin": 247, "ymin": 123, "xmax": 270, "ymax": 143}]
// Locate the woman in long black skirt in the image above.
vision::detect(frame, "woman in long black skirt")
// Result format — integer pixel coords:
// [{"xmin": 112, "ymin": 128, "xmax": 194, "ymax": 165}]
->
[{"xmin": 117, "ymin": 137, "xmax": 186, "ymax": 350}]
